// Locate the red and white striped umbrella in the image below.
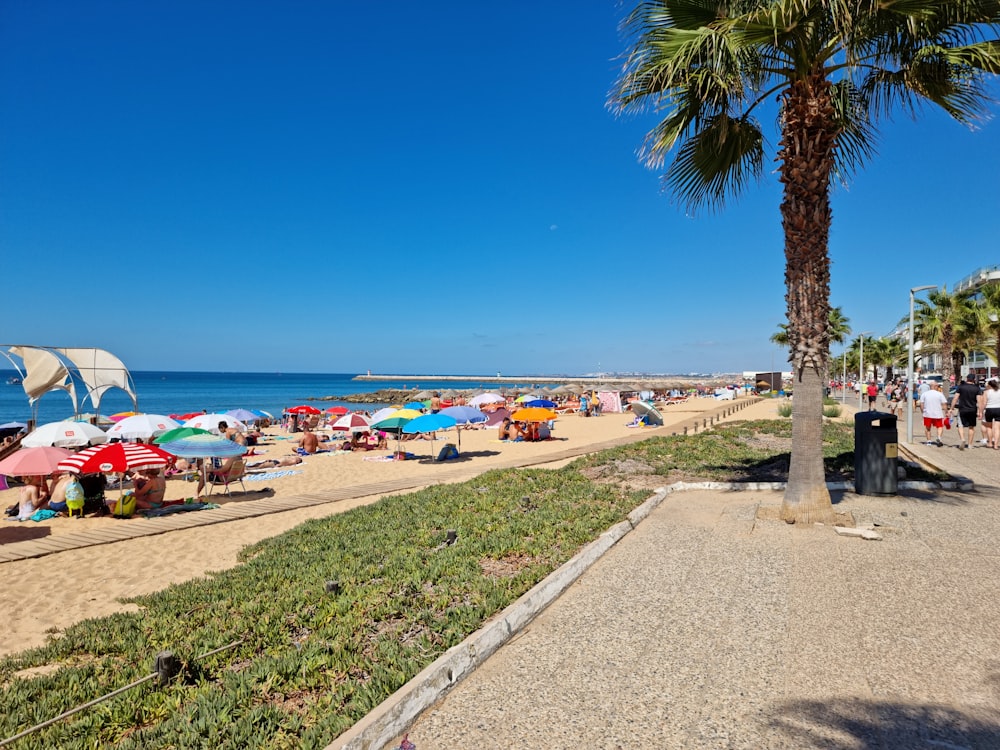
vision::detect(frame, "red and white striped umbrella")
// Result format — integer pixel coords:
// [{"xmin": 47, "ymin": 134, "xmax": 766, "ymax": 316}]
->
[
  {"xmin": 330, "ymin": 413, "xmax": 372, "ymax": 434},
  {"xmin": 57, "ymin": 442, "xmax": 172, "ymax": 474}
]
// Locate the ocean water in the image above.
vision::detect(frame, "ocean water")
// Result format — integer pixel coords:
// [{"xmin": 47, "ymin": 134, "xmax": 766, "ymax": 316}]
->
[{"xmin": 0, "ymin": 371, "xmax": 506, "ymax": 425}]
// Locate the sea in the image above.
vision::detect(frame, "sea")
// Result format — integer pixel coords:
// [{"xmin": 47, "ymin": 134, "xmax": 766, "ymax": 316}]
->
[{"xmin": 0, "ymin": 371, "xmax": 514, "ymax": 426}]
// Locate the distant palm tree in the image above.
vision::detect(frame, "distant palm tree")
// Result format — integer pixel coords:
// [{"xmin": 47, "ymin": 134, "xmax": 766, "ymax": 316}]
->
[
  {"xmin": 974, "ymin": 283, "xmax": 1000, "ymax": 375},
  {"xmin": 913, "ymin": 289, "xmax": 977, "ymax": 385},
  {"xmin": 610, "ymin": 1, "xmax": 1000, "ymax": 524}
]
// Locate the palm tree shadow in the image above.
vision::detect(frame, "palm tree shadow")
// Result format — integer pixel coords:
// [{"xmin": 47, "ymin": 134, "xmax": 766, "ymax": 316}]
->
[{"xmin": 770, "ymin": 697, "xmax": 1000, "ymax": 748}]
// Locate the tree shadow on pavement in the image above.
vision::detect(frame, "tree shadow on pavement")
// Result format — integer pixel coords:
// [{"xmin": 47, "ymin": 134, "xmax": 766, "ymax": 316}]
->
[{"xmin": 770, "ymin": 697, "xmax": 1000, "ymax": 748}]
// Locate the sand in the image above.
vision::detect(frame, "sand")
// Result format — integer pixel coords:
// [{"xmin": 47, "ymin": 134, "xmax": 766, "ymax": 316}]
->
[{"xmin": 0, "ymin": 395, "xmax": 778, "ymax": 658}]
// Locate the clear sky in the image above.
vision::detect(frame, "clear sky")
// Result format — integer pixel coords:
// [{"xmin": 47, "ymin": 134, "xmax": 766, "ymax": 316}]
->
[{"xmin": 3, "ymin": 2, "xmax": 998, "ymax": 376}]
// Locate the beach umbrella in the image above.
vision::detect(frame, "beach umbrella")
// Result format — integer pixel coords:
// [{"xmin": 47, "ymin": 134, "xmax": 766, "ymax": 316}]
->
[
  {"xmin": 629, "ymin": 401, "xmax": 664, "ymax": 426},
  {"xmin": 514, "ymin": 393, "xmax": 542, "ymax": 403},
  {"xmin": 484, "ymin": 407, "xmax": 511, "ymax": 427},
  {"xmin": 225, "ymin": 408, "xmax": 260, "ymax": 423},
  {"xmin": 330, "ymin": 413, "xmax": 372, "ymax": 434},
  {"xmin": 22, "ymin": 421, "xmax": 109, "ymax": 448},
  {"xmin": 0, "ymin": 446, "xmax": 74, "ymax": 477},
  {"xmin": 510, "ymin": 407, "xmax": 558, "ymax": 423},
  {"xmin": 438, "ymin": 405, "xmax": 487, "ymax": 453},
  {"xmin": 57, "ymin": 442, "xmax": 172, "ymax": 474},
  {"xmin": 402, "ymin": 413, "xmax": 457, "ymax": 458},
  {"xmin": 325, "ymin": 406, "xmax": 350, "ymax": 415},
  {"xmin": 109, "ymin": 411, "xmax": 139, "ymax": 422},
  {"xmin": 412, "ymin": 390, "xmax": 435, "ymax": 400},
  {"xmin": 403, "ymin": 401, "xmax": 426, "ymax": 411},
  {"xmin": 285, "ymin": 405, "xmax": 321, "ymax": 415},
  {"xmin": 372, "ymin": 408, "xmax": 423, "ymax": 432},
  {"xmin": 369, "ymin": 406, "xmax": 398, "ymax": 425},
  {"xmin": 524, "ymin": 399, "xmax": 557, "ymax": 409},
  {"xmin": 105, "ymin": 414, "xmax": 181, "ymax": 441},
  {"xmin": 153, "ymin": 426, "xmax": 212, "ymax": 444},
  {"xmin": 468, "ymin": 393, "xmax": 505, "ymax": 407},
  {"xmin": 183, "ymin": 414, "xmax": 247, "ymax": 433},
  {"xmin": 157, "ymin": 433, "xmax": 248, "ymax": 459},
  {"xmin": 251, "ymin": 409, "xmax": 274, "ymax": 419}
]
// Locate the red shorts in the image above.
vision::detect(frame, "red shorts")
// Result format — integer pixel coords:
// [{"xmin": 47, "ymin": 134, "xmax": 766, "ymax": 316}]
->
[{"xmin": 923, "ymin": 417, "xmax": 944, "ymax": 429}]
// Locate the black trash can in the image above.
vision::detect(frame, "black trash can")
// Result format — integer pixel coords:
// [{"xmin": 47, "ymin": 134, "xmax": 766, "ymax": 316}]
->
[{"xmin": 854, "ymin": 411, "xmax": 898, "ymax": 496}]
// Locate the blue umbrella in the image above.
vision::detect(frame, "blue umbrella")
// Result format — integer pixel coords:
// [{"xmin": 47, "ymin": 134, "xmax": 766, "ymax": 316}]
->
[
  {"xmin": 402, "ymin": 413, "xmax": 457, "ymax": 459},
  {"xmin": 525, "ymin": 399, "xmax": 557, "ymax": 408},
  {"xmin": 438, "ymin": 406, "xmax": 486, "ymax": 453},
  {"xmin": 403, "ymin": 401, "xmax": 427, "ymax": 411},
  {"xmin": 226, "ymin": 408, "xmax": 259, "ymax": 423}
]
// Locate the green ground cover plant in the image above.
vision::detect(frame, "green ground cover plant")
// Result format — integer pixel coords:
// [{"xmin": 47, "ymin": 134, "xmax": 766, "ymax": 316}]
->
[{"xmin": 0, "ymin": 420, "xmax": 946, "ymax": 748}]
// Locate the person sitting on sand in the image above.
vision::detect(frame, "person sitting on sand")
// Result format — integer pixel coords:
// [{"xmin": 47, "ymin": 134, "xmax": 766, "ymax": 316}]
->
[
  {"xmin": 498, "ymin": 417, "xmax": 513, "ymax": 440},
  {"xmin": 20, "ymin": 475, "xmax": 50, "ymax": 512},
  {"xmin": 47, "ymin": 471, "xmax": 84, "ymax": 513},
  {"xmin": 297, "ymin": 427, "xmax": 320, "ymax": 454},
  {"xmin": 248, "ymin": 455, "xmax": 303, "ymax": 469},
  {"xmin": 132, "ymin": 468, "xmax": 166, "ymax": 510},
  {"xmin": 219, "ymin": 421, "xmax": 246, "ymax": 446}
]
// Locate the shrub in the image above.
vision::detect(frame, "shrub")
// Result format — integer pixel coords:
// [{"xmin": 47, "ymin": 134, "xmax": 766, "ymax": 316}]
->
[
  {"xmin": 776, "ymin": 402, "xmax": 793, "ymax": 418},
  {"xmin": 823, "ymin": 405, "xmax": 842, "ymax": 418}
]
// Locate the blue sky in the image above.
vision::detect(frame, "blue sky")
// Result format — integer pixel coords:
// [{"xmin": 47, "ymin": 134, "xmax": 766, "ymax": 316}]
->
[{"xmin": 3, "ymin": 2, "xmax": 998, "ymax": 376}]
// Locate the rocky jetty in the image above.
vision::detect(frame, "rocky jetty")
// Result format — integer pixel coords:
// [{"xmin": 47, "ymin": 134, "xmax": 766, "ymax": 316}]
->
[{"xmin": 306, "ymin": 390, "xmax": 414, "ymax": 405}]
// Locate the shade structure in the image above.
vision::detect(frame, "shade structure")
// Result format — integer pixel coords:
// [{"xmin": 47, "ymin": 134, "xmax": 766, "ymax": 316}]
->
[
  {"xmin": 225, "ymin": 408, "xmax": 260, "ymax": 423},
  {"xmin": 468, "ymin": 393, "xmax": 505, "ymax": 407},
  {"xmin": 330, "ymin": 413, "xmax": 372, "ymax": 434},
  {"xmin": 402, "ymin": 413, "xmax": 457, "ymax": 434},
  {"xmin": 109, "ymin": 411, "xmax": 139, "ymax": 422},
  {"xmin": 403, "ymin": 401, "xmax": 427, "ymax": 411},
  {"xmin": 157, "ymin": 433, "xmax": 248, "ymax": 459},
  {"xmin": 58, "ymin": 442, "xmax": 172, "ymax": 474},
  {"xmin": 402, "ymin": 413, "xmax": 457, "ymax": 458},
  {"xmin": 437, "ymin": 406, "xmax": 486, "ymax": 453},
  {"xmin": 510, "ymin": 407, "xmax": 558, "ymax": 423},
  {"xmin": 524, "ymin": 399, "xmax": 557, "ymax": 408},
  {"xmin": 153, "ymin": 426, "xmax": 212, "ymax": 444},
  {"xmin": 22, "ymin": 421, "xmax": 109, "ymax": 448},
  {"xmin": 325, "ymin": 406, "xmax": 349, "ymax": 416},
  {"xmin": 439, "ymin": 405, "xmax": 488, "ymax": 425},
  {"xmin": 105, "ymin": 414, "xmax": 181, "ymax": 441},
  {"xmin": 0, "ymin": 446, "xmax": 74, "ymax": 477},
  {"xmin": 183, "ymin": 414, "xmax": 247, "ymax": 433},
  {"xmin": 514, "ymin": 393, "xmax": 542, "ymax": 403},
  {"xmin": 371, "ymin": 409, "xmax": 424, "ymax": 432},
  {"xmin": 484, "ymin": 407, "xmax": 511, "ymax": 427},
  {"xmin": 285, "ymin": 405, "xmax": 321, "ymax": 415},
  {"xmin": 369, "ymin": 406, "xmax": 398, "ymax": 425},
  {"xmin": 629, "ymin": 401, "xmax": 664, "ymax": 426}
]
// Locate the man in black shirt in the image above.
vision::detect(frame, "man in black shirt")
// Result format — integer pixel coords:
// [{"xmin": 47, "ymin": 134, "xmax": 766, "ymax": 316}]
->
[{"xmin": 951, "ymin": 373, "xmax": 984, "ymax": 450}]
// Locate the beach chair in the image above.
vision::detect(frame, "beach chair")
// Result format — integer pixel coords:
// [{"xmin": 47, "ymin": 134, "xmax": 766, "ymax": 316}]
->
[{"xmin": 207, "ymin": 457, "xmax": 247, "ymax": 496}]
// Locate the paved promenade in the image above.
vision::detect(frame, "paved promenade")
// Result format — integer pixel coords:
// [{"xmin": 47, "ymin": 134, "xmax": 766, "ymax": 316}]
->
[{"xmin": 338, "ymin": 407, "xmax": 1000, "ymax": 749}]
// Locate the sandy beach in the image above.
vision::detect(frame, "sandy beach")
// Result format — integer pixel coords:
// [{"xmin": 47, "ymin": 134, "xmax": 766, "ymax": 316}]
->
[{"xmin": 0, "ymin": 395, "xmax": 773, "ymax": 659}]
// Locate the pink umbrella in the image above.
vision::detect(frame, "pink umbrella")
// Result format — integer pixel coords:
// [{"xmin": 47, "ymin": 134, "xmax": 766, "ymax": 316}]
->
[
  {"xmin": 330, "ymin": 413, "xmax": 372, "ymax": 434},
  {"xmin": 57, "ymin": 442, "xmax": 172, "ymax": 474},
  {"xmin": 0, "ymin": 446, "xmax": 74, "ymax": 477}
]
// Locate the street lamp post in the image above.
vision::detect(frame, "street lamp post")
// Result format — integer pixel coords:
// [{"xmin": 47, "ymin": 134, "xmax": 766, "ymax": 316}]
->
[
  {"xmin": 858, "ymin": 332, "xmax": 873, "ymax": 412},
  {"xmin": 907, "ymin": 285, "xmax": 938, "ymax": 444}
]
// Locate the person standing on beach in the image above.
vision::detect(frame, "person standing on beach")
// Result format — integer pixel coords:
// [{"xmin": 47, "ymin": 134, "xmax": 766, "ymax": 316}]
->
[
  {"xmin": 951, "ymin": 373, "xmax": 983, "ymax": 451},
  {"xmin": 430, "ymin": 393, "xmax": 441, "ymax": 413}
]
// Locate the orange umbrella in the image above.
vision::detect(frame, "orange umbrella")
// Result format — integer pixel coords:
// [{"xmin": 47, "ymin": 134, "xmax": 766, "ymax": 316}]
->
[{"xmin": 510, "ymin": 407, "xmax": 558, "ymax": 423}]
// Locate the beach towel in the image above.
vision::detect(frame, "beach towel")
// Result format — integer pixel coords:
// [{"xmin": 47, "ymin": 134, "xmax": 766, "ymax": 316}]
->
[
  {"xmin": 28, "ymin": 509, "xmax": 58, "ymax": 522},
  {"xmin": 363, "ymin": 455, "xmax": 396, "ymax": 462},
  {"xmin": 244, "ymin": 470, "xmax": 302, "ymax": 481}
]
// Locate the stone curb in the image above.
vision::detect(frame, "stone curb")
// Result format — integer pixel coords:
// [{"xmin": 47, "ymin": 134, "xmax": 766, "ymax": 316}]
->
[
  {"xmin": 326, "ymin": 475, "xmax": 971, "ymax": 749},
  {"xmin": 326, "ymin": 486, "xmax": 667, "ymax": 750}
]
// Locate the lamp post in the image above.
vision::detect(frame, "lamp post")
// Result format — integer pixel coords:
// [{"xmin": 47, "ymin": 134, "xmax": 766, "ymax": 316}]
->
[
  {"xmin": 907, "ymin": 285, "xmax": 938, "ymax": 444},
  {"xmin": 858, "ymin": 332, "xmax": 873, "ymax": 412}
]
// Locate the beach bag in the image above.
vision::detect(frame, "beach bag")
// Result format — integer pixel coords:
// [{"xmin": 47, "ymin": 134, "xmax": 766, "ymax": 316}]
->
[
  {"xmin": 435, "ymin": 443, "xmax": 459, "ymax": 462},
  {"xmin": 112, "ymin": 493, "xmax": 137, "ymax": 519},
  {"xmin": 944, "ymin": 416, "xmax": 952, "ymax": 430}
]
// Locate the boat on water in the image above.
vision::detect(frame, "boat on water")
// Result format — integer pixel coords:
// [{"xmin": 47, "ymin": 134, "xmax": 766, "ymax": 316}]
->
[{"xmin": 7, "ymin": 376, "xmax": 21, "ymax": 385}]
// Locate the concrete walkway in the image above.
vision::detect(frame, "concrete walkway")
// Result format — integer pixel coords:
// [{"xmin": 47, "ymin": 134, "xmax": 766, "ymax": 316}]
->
[{"xmin": 336, "ymin": 408, "xmax": 1000, "ymax": 749}]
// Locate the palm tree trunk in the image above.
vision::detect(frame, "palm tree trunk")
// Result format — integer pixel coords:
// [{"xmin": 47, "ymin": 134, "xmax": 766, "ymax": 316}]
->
[{"xmin": 777, "ymin": 70, "xmax": 836, "ymax": 524}]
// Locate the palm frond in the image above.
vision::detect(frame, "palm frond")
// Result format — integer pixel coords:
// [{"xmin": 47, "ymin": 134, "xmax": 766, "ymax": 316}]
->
[{"xmin": 664, "ymin": 113, "xmax": 765, "ymax": 210}]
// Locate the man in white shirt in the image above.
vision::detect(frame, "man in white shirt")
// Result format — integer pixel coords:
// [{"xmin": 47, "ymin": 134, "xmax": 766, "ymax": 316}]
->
[{"xmin": 918, "ymin": 382, "xmax": 949, "ymax": 445}]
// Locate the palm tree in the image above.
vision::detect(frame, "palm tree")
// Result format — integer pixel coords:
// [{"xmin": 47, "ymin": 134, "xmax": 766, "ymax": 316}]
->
[
  {"xmin": 974, "ymin": 283, "xmax": 1000, "ymax": 375},
  {"xmin": 610, "ymin": 1, "xmax": 1000, "ymax": 524},
  {"xmin": 913, "ymin": 289, "xmax": 977, "ymax": 386}
]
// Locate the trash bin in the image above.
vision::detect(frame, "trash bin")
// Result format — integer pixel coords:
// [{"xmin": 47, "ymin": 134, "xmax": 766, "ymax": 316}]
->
[{"xmin": 854, "ymin": 411, "xmax": 898, "ymax": 496}]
